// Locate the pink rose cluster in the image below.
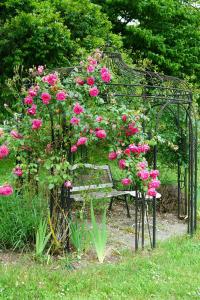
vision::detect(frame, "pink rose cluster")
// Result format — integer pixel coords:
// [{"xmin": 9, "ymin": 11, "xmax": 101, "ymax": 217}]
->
[
  {"xmin": 70, "ymin": 117, "xmax": 80, "ymax": 125},
  {"xmin": 10, "ymin": 130, "xmax": 23, "ymax": 139},
  {"xmin": 73, "ymin": 103, "xmax": 84, "ymax": 115},
  {"xmin": 125, "ymin": 123, "xmax": 139, "ymax": 136},
  {"xmin": 27, "ymin": 104, "xmax": 37, "ymax": 115},
  {"xmin": 0, "ymin": 184, "xmax": 13, "ymax": 196},
  {"xmin": 128, "ymin": 144, "xmax": 150, "ymax": 154},
  {"xmin": 24, "ymin": 86, "xmax": 38, "ymax": 105},
  {"xmin": 87, "ymin": 57, "xmax": 97, "ymax": 73},
  {"xmin": 95, "ymin": 129, "xmax": 106, "ymax": 139},
  {"xmin": 0, "ymin": 145, "xmax": 9, "ymax": 160},
  {"xmin": 77, "ymin": 137, "xmax": 88, "ymax": 147},
  {"xmin": 32, "ymin": 119, "xmax": 42, "ymax": 130},
  {"xmin": 137, "ymin": 164, "xmax": 160, "ymax": 197},
  {"xmin": 37, "ymin": 65, "xmax": 44, "ymax": 75},
  {"xmin": 41, "ymin": 92, "xmax": 51, "ymax": 105},
  {"xmin": 56, "ymin": 91, "xmax": 67, "ymax": 101},
  {"xmin": 100, "ymin": 67, "xmax": 111, "ymax": 83},
  {"xmin": 64, "ymin": 180, "xmax": 72, "ymax": 189},
  {"xmin": 89, "ymin": 86, "xmax": 99, "ymax": 97},
  {"xmin": 13, "ymin": 166, "xmax": 23, "ymax": 177},
  {"xmin": 76, "ymin": 77, "xmax": 85, "ymax": 85},
  {"xmin": 42, "ymin": 73, "xmax": 58, "ymax": 86},
  {"xmin": 87, "ymin": 77, "xmax": 95, "ymax": 86}
]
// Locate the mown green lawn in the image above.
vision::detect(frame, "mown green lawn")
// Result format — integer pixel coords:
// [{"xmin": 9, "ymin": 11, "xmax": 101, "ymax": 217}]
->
[{"xmin": 0, "ymin": 232, "xmax": 200, "ymax": 300}]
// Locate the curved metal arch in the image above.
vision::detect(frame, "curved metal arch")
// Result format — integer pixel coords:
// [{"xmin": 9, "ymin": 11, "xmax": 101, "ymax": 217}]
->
[
  {"xmin": 103, "ymin": 47, "xmax": 190, "ymax": 89},
  {"xmin": 146, "ymin": 100, "xmax": 197, "ymax": 234}
]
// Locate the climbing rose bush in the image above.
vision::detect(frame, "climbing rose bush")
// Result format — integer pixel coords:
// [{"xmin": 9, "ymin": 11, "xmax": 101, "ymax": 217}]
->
[{"xmin": 0, "ymin": 49, "xmax": 160, "ymax": 198}]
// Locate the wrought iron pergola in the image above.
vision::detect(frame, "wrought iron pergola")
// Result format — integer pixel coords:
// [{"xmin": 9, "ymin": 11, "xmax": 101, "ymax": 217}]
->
[
  {"xmin": 56, "ymin": 47, "xmax": 198, "ymax": 251},
  {"xmin": 101, "ymin": 48, "xmax": 198, "ymax": 249}
]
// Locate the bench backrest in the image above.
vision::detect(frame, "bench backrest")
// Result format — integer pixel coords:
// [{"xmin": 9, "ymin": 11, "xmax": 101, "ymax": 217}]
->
[{"xmin": 70, "ymin": 164, "xmax": 113, "ymax": 192}]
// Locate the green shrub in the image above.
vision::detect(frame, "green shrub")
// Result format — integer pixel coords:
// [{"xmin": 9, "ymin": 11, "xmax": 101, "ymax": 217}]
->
[{"xmin": 0, "ymin": 192, "xmax": 47, "ymax": 250}]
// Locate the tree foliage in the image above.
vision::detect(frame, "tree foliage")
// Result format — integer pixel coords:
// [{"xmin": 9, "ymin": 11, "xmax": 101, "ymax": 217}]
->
[
  {"xmin": 0, "ymin": 0, "xmax": 121, "ymax": 113},
  {"xmin": 92, "ymin": 0, "xmax": 200, "ymax": 82}
]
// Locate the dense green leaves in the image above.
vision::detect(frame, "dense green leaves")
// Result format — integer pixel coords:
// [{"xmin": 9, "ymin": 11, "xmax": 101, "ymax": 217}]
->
[
  {"xmin": 0, "ymin": 0, "xmax": 121, "ymax": 112},
  {"xmin": 92, "ymin": 0, "xmax": 200, "ymax": 82}
]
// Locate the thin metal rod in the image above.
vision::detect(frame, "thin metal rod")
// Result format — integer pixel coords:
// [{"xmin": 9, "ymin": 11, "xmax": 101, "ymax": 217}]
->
[
  {"xmin": 141, "ymin": 195, "xmax": 145, "ymax": 249},
  {"xmin": 135, "ymin": 189, "xmax": 138, "ymax": 251},
  {"xmin": 153, "ymin": 145, "xmax": 157, "ymax": 248}
]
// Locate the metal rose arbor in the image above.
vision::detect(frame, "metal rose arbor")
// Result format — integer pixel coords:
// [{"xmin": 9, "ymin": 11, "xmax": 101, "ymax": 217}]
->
[
  {"xmin": 57, "ymin": 47, "xmax": 198, "ymax": 251},
  {"xmin": 0, "ymin": 47, "xmax": 197, "ymax": 253},
  {"xmin": 102, "ymin": 47, "xmax": 198, "ymax": 248}
]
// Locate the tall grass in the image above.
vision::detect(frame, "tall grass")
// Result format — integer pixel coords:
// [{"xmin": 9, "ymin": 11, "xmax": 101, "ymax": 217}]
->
[
  {"xmin": 35, "ymin": 218, "xmax": 51, "ymax": 258},
  {"xmin": 0, "ymin": 192, "xmax": 47, "ymax": 250},
  {"xmin": 90, "ymin": 201, "xmax": 107, "ymax": 263}
]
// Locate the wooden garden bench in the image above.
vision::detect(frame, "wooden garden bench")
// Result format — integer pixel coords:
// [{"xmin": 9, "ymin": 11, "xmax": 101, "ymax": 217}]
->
[
  {"xmin": 70, "ymin": 163, "xmax": 132, "ymax": 217},
  {"xmin": 69, "ymin": 164, "xmax": 161, "ymax": 218}
]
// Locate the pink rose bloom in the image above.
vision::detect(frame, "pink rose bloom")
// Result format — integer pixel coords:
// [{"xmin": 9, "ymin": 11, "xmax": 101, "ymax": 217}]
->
[
  {"xmin": 47, "ymin": 73, "xmax": 58, "ymax": 86},
  {"xmin": 144, "ymin": 144, "xmax": 150, "ymax": 152},
  {"xmin": 89, "ymin": 86, "xmax": 99, "ymax": 97},
  {"xmin": 95, "ymin": 129, "xmax": 106, "ymax": 139},
  {"xmin": 27, "ymin": 104, "xmax": 37, "ymax": 115},
  {"xmin": 64, "ymin": 180, "xmax": 72, "ymax": 189},
  {"xmin": 42, "ymin": 75, "xmax": 48, "ymax": 83},
  {"xmin": 87, "ymin": 65, "xmax": 95, "ymax": 73},
  {"xmin": 121, "ymin": 178, "xmax": 132, "ymax": 186},
  {"xmin": 138, "ymin": 144, "xmax": 150, "ymax": 153},
  {"xmin": 13, "ymin": 167, "xmax": 23, "ymax": 177},
  {"xmin": 0, "ymin": 145, "xmax": 9, "ymax": 159},
  {"xmin": 70, "ymin": 117, "xmax": 80, "ymax": 125},
  {"xmin": 77, "ymin": 137, "xmax": 88, "ymax": 146},
  {"xmin": 122, "ymin": 115, "xmax": 127, "ymax": 122},
  {"xmin": 126, "ymin": 123, "xmax": 139, "ymax": 136},
  {"xmin": 73, "ymin": 103, "xmax": 84, "ymax": 115},
  {"xmin": 37, "ymin": 65, "xmax": 44, "ymax": 75},
  {"xmin": 108, "ymin": 152, "xmax": 117, "ymax": 160},
  {"xmin": 28, "ymin": 89, "xmax": 37, "ymax": 97},
  {"xmin": 137, "ymin": 170, "xmax": 149, "ymax": 180},
  {"xmin": 41, "ymin": 92, "xmax": 51, "ymax": 104},
  {"xmin": 129, "ymin": 144, "xmax": 138, "ymax": 153},
  {"xmin": 24, "ymin": 96, "xmax": 33, "ymax": 105},
  {"xmin": 137, "ymin": 161, "xmax": 148, "ymax": 170},
  {"xmin": 100, "ymin": 67, "xmax": 108, "ymax": 75},
  {"xmin": 147, "ymin": 188, "xmax": 157, "ymax": 197},
  {"xmin": 96, "ymin": 116, "xmax": 103, "ymax": 122},
  {"xmin": 88, "ymin": 57, "xmax": 97, "ymax": 66},
  {"xmin": 71, "ymin": 145, "xmax": 77, "ymax": 152},
  {"xmin": 10, "ymin": 130, "xmax": 23, "ymax": 139},
  {"xmin": 87, "ymin": 77, "xmax": 95, "ymax": 86},
  {"xmin": 124, "ymin": 148, "xmax": 131, "ymax": 156},
  {"xmin": 149, "ymin": 179, "xmax": 161, "ymax": 189},
  {"xmin": 150, "ymin": 170, "xmax": 160, "ymax": 179},
  {"xmin": 34, "ymin": 85, "xmax": 40, "ymax": 92},
  {"xmin": 76, "ymin": 77, "xmax": 84, "ymax": 85},
  {"xmin": 32, "ymin": 119, "xmax": 42, "ymax": 130},
  {"xmin": 119, "ymin": 159, "xmax": 126, "ymax": 169},
  {"xmin": 0, "ymin": 184, "xmax": 13, "ymax": 196},
  {"xmin": 101, "ymin": 72, "xmax": 111, "ymax": 83},
  {"xmin": 56, "ymin": 91, "xmax": 67, "ymax": 101}
]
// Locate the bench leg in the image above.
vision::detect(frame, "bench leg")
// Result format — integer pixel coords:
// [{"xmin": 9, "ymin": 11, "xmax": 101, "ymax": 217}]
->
[
  {"xmin": 108, "ymin": 197, "xmax": 114, "ymax": 211},
  {"xmin": 125, "ymin": 194, "xmax": 131, "ymax": 218}
]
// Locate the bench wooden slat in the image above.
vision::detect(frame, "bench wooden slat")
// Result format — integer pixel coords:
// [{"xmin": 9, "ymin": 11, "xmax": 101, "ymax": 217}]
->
[
  {"xmin": 72, "ymin": 189, "xmax": 130, "ymax": 202},
  {"xmin": 71, "ymin": 183, "xmax": 113, "ymax": 192}
]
